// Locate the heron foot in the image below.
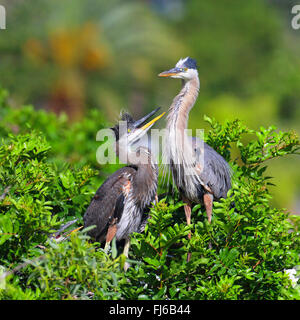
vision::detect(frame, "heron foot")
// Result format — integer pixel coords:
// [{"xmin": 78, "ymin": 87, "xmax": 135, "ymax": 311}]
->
[{"xmin": 123, "ymin": 238, "xmax": 131, "ymax": 272}]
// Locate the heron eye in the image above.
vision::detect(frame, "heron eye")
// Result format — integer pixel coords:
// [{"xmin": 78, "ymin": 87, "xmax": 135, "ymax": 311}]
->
[
  {"xmin": 184, "ymin": 67, "xmax": 188, "ymax": 71},
  {"xmin": 128, "ymin": 129, "xmax": 131, "ymax": 133}
]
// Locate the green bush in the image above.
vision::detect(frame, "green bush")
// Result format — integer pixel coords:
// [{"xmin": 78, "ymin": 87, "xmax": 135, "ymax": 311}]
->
[
  {"xmin": 0, "ymin": 88, "xmax": 299, "ymax": 300},
  {"xmin": 0, "ymin": 131, "xmax": 96, "ymax": 263},
  {"xmin": 1, "ymin": 230, "xmax": 124, "ymax": 300}
]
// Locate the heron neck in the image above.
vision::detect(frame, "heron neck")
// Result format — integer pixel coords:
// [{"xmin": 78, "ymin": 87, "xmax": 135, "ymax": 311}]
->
[
  {"xmin": 131, "ymin": 149, "xmax": 158, "ymax": 208},
  {"xmin": 167, "ymin": 76, "xmax": 200, "ymax": 132},
  {"xmin": 164, "ymin": 75, "xmax": 200, "ymax": 174},
  {"xmin": 164, "ymin": 75, "xmax": 201, "ymax": 197},
  {"xmin": 117, "ymin": 143, "xmax": 157, "ymax": 206}
]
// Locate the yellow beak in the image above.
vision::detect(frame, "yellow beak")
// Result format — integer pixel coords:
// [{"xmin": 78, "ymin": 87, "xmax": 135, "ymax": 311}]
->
[
  {"xmin": 158, "ymin": 67, "xmax": 181, "ymax": 77},
  {"xmin": 140, "ymin": 112, "xmax": 166, "ymax": 131},
  {"xmin": 66, "ymin": 226, "xmax": 83, "ymax": 237}
]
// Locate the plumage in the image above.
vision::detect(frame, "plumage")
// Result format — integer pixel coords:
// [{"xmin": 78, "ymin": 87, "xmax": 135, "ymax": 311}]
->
[
  {"xmin": 159, "ymin": 57, "xmax": 232, "ymax": 259},
  {"xmin": 196, "ymin": 139, "xmax": 231, "ymax": 200},
  {"xmin": 83, "ymin": 166, "xmax": 136, "ymax": 242},
  {"xmin": 169, "ymin": 137, "xmax": 231, "ymax": 203},
  {"xmin": 83, "ymin": 109, "xmax": 164, "ymax": 269},
  {"xmin": 176, "ymin": 57, "xmax": 198, "ymax": 70}
]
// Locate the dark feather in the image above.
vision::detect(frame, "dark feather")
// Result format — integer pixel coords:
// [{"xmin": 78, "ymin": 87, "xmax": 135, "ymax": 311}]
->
[
  {"xmin": 192, "ymin": 137, "xmax": 232, "ymax": 200},
  {"xmin": 110, "ymin": 112, "xmax": 135, "ymax": 140},
  {"xmin": 83, "ymin": 166, "xmax": 136, "ymax": 242},
  {"xmin": 183, "ymin": 57, "xmax": 198, "ymax": 70},
  {"xmin": 113, "ymin": 193, "xmax": 125, "ymax": 222}
]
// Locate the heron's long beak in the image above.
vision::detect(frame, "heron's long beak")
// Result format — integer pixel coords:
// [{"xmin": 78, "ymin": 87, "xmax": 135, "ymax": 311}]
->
[
  {"xmin": 158, "ymin": 67, "xmax": 181, "ymax": 77},
  {"xmin": 65, "ymin": 226, "xmax": 83, "ymax": 237},
  {"xmin": 127, "ymin": 112, "xmax": 165, "ymax": 146},
  {"xmin": 133, "ymin": 107, "xmax": 161, "ymax": 129},
  {"xmin": 125, "ymin": 110, "xmax": 165, "ymax": 147},
  {"xmin": 140, "ymin": 112, "xmax": 166, "ymax": 131}
]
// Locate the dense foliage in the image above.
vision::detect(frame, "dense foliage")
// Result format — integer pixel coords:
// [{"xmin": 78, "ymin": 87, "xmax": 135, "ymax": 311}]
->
[{"xmin": 0, "ymin": 88, "xmax": 299, "ymax": 300}]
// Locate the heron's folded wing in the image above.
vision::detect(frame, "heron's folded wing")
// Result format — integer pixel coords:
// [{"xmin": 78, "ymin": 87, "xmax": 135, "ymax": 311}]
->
[
  {"xmin": 191, "ymin": 137, "xmax": 232, "ymax": 199},
  {"xmin": 83, "ymin": 166, "xmax": 136, "ymax": 241}
]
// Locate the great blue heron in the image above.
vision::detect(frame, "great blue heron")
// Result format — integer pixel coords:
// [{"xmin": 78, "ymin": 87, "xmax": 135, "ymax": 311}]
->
[
  {"xmin": 83, "ymin": 108, "xmax": 165, "ymax": 269},
  {"xmin": 159, "ymin": 57, "xmax": 231, "ymax": 257}
]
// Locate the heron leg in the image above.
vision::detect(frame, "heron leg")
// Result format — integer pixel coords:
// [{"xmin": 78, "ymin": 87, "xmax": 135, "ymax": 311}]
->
[
  {"xmin": 123, "ymin": 238, "xmax": 131, "ymax": 272},
  {"xmin": 183, "ymin": 197, "xmax": 192, "ymax": 262},
  {"xmin": 104, "ymin": 223, "xmax": 117, "ymax": 253},
  {"xmin": 104, "ymin": 241, "xmax": 111, "ymax": 253},
  {"xmin": 184, "ymin": 203, "xmax": 192, "ymax": 239},
  {"xmin": 203, "ymin": 193, "xmax": 213, "ymax": 224}
]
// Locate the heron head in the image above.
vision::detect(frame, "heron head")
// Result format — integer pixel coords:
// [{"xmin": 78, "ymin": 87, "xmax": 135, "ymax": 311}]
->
[
  {"xmin": 158, "ymin": 57, "xmax": 198, "ymax": 81},
  {"xmin": 111, "ymin": 107, "xmax": 165, "ymax": 148}
]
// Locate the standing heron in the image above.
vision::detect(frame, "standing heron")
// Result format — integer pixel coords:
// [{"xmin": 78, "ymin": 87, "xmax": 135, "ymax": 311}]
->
[
  {"xmin": 159, "ymin": 57, "xmax": 231, "ymax": 257},
  {"xmin": 83, "ymin": 108, "xmax": 165, "ymax": 269}
]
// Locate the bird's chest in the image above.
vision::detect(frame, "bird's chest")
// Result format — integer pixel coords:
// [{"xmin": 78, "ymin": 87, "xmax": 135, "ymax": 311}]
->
[
  {"xmin": 170, "ymin": 161, "xmax": 204, "ymax": 204},
  {"xmin": 115, "ymin": 191, "xmax": 142, "ymax": 240}
]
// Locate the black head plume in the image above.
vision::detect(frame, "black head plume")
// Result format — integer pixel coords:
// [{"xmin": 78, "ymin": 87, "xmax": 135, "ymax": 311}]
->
[
  {"xmin": 183, "ymin": 57, "xmax": 197, "ymax": 70},
  {"xmin": 111, "ymin": 112, "xmax": 134, "ymax": 141}
]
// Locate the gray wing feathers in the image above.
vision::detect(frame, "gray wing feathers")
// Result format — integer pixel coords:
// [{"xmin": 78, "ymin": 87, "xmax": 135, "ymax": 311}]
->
[{"xmin": 191, "ymin": 137, "xmax": 231, "ymax": 199}]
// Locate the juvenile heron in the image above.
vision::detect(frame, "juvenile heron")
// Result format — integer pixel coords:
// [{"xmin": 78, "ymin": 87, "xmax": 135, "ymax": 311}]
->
[
  {"xmin": 159, "ymin": 57, "xmax": 231, "ymax": 257},
  {"xmin": 83, "ymin": 108, "xmax": 165, "ymax": 269}
]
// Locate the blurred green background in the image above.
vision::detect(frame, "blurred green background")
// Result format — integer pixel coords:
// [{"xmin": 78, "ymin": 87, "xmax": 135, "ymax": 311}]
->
[{"xmin": 0, "ymin": 0, "xmax": 299, "ymax": 213}]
